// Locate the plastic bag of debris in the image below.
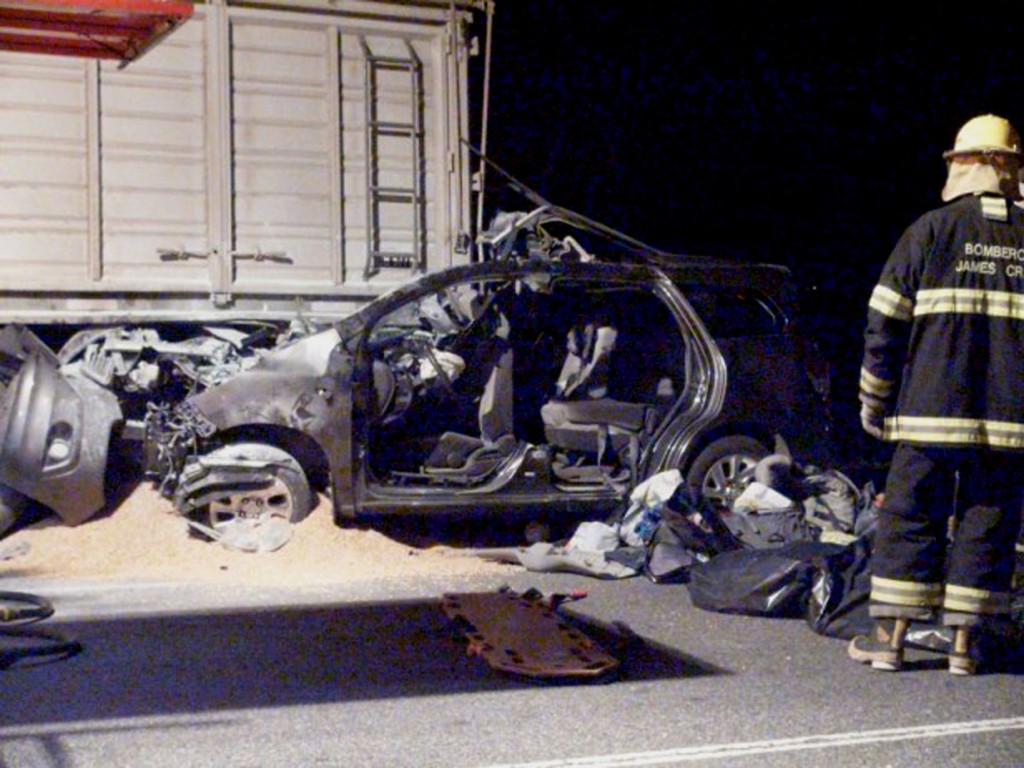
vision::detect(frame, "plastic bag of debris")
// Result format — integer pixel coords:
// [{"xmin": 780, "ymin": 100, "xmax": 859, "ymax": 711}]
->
[
  {"xmin": 723, "ymin": 481, "xmax": 814, "ymax": 549},
  {"xmin": 805, "ymin": 534, "xmax": 873, "ymax": 638},
  {"xmin": 687, "ymin": 541, "xmax": 845, "ymax": 618},
  {"xmin": 804, "ymin": 534, "xmax": 961, "ymax": 654},
  {"xmin": 721, "ymin": 456, "xmax": 876, "ymax": 548},
  {"xmin": 619, "ymin": 470, "xmax": 683, "ymax": 547}
]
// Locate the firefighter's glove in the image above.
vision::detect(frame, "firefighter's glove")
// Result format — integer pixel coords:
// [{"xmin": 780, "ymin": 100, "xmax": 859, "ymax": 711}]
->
[{"xmin": 860, "ymin": 402, "xmax": 885, "ymax": 440}]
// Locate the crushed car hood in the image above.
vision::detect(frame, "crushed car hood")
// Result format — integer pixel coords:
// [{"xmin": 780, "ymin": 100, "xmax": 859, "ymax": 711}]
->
[{"xmin": 183, "ymin": 326, "xmax": 344, "ymax": 434}]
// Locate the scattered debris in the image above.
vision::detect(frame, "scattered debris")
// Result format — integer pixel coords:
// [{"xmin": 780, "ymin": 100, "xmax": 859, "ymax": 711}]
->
[
  {"xmin": 186, "ymin": 517, "xmax": 293, "ymax": 554},
  {"xmin": 0, "ymin": 541, "xmax": 29, "ymax": 562},
  {"xmin": 473, "ymin": 541, "xmax": 637, "ymax": 579}
]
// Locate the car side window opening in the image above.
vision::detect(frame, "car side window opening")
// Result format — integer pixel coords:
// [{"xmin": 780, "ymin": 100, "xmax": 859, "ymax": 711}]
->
[
  {"xmin": 539, "ymin": 282, "xmax": 692, "ymax": 486},
  {"xmin": 365, "ymin": 278, "xmax": 521, "ymax": 479},
  {"xmin": 683, "ymin": 286, "xmax": 783, "ymax": 338},
  {"xmin": 363, "ymin": 275, "xmax": 693, "ymax": 489}
]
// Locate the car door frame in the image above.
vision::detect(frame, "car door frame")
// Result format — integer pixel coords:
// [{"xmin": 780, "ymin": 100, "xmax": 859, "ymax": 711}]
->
[{"xmin": 344, "ymin": 258, "xmax": 727, "ymax": 518}]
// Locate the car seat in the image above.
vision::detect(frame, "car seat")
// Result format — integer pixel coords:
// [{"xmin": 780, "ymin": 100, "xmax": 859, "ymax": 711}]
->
[
  {"xmin": 540, "ymin": 322, "xmax": 657, "ymax": 485},
  {"xmin": 422, "ymin": 345, "xmax": 517, "ymax": 482}
]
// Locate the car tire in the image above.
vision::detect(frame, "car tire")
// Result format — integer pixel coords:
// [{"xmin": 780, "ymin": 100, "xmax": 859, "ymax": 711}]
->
[
  {"xmin": 0, "ymin": 484, "xmax": 28, "ymax": 538},
  {"xmin": 686, "ymin": 435, "xmax": 769, "ymax": 511},
  {"xmin": 204, "ymin": 443, "xmax": 314, "ymax": 529}
]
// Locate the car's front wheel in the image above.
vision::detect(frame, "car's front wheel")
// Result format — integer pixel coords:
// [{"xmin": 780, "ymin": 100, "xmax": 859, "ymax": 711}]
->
[
  {"xmin": 204, "ymin": 443, "xmax": 314, "ymax": 531},
  {"xmin": 686, "ymin": 435, "xmax": 769, "ymax": 511}
]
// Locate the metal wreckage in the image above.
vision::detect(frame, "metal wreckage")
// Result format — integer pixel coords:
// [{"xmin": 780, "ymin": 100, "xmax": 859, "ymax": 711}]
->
[{"xmin": 0, "ymin": 205, "xmax": 833, "ymax": 552}]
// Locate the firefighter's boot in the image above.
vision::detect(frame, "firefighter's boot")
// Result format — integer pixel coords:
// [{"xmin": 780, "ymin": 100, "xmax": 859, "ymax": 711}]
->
[
  {"xmin": 949, "ymin": 625, "xmax": 980, "ymax": 676},
  {"xmin": 848, "ymin": 618, "xmax": 910, "ymax": 671}
]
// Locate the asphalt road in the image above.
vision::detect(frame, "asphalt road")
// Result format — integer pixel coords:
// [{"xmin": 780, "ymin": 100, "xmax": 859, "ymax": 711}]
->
[{"xmin": 1, "ymin": 565, "xmax": 1022, "ymax": 768}]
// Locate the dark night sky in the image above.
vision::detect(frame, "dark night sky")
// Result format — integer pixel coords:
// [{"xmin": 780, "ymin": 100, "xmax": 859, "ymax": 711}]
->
[
  {"xmin": 485, "ymin": 5, "xmax": 1024, "ymax": 271},
  {"xmin": 479, "ymin": 4, "xmax": 1024, "ymax": 439}
]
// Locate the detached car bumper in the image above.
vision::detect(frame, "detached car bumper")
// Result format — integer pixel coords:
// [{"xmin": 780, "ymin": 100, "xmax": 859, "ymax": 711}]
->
[{"xmin": 0, "ymin": 353, "xmax": 121, "ymax": 524}]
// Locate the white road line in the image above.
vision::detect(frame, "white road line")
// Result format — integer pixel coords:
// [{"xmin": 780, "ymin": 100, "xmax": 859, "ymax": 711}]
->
[{"xmin": 482, "ymin": 717, "xmax": 1024, "ymax": 767}]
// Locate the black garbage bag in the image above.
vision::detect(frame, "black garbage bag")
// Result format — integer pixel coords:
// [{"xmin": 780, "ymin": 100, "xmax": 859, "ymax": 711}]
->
[
  {"xmin": 804, "ymin": 536, "xmax": 953, "ymax": 652},
  {"xmin": 687, "ymin": 541, "xmax": 844, "ymax": 618},
  {"xmin": 805, "ymin": 535, "xmax": 873, "ymax": 639}
]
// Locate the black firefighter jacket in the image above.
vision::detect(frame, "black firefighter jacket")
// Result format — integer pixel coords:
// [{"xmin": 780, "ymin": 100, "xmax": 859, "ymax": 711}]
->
[{"xmin": 860, "ymin": 193, "xmax": 1024, "ymax": 451}]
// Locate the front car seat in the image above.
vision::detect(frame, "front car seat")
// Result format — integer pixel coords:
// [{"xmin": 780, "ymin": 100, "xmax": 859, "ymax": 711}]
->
[{"xmin": 422, "ymin": 346, "xmax": 517, "ymax": 482}]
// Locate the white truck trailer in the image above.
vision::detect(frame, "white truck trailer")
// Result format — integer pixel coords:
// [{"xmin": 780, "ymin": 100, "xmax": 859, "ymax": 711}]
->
[
  {"xmin": 0, "ymin": 0, "xmax": 487, "ymax": 327},
  {"xmin": 0, "ymin": 0, "xmax": 492, "ymax": 533}
]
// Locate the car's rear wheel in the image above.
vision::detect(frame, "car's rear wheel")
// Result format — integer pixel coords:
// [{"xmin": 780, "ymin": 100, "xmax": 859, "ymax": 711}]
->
[
  {"xmin": 686, "ymin": 435, "xmax": 769, "ymax": 511},
  {"xmin": 204, "ymin": 443, "xmax": 313, "ymax": 531}
]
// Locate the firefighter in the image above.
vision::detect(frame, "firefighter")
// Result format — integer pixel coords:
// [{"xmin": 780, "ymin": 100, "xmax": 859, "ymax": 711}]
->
[{"xmin": 850, "ymin": 114, "xmax": 1024, "ymax": 675}]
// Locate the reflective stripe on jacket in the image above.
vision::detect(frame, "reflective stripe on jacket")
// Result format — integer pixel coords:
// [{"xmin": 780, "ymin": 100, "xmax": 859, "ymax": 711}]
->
[{"xmin": 860, "ymin": 194, "xmax": 1024, "ymax": 450}]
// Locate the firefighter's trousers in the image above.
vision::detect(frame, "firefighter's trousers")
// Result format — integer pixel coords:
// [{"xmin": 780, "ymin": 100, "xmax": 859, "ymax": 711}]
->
[{"xmin": 870, "ymin": 443, "xmax": 1023, "ymax": 627}]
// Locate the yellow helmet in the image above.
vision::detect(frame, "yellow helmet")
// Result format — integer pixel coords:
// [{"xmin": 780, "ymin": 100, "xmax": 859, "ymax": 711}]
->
[{"xmin": 943, "ymin": 114, "xmax": 1022, "ymax": 159}]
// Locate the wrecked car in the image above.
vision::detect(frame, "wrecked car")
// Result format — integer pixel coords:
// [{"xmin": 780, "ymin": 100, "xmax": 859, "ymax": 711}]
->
[
  {"xmin": 0, "ymin": 206, "xmax": 832, "ymax": 539},
  {"xmin": 0, "ymin": 320, "xmax": 300, "ymax": 533}
]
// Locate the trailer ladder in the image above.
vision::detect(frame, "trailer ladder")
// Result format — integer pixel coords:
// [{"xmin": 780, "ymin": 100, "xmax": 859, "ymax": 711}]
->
[{"xmin": 361, "ymin": 37, "xmax": 426, "ymax": 279}]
